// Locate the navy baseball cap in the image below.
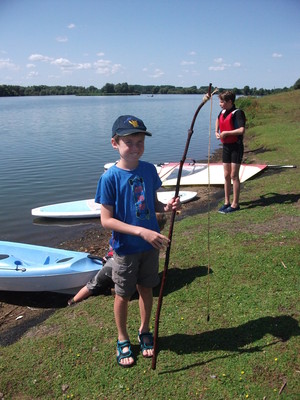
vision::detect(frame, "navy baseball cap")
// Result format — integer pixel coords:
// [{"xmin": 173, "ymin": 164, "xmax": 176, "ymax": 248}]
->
[{"xmin": 112, "ymin": 115, "xmax": 152, "ymax": 137}]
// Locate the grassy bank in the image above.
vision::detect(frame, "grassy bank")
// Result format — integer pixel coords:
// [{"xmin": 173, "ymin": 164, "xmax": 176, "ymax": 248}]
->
[{"xmin": 1, "ymin": 91, "xmax": 299, "ymax": 399}]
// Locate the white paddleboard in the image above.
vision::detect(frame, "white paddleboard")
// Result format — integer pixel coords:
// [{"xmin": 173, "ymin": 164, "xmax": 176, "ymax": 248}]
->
[
  {"xmin": 31, "ymin": 191, "xmax": 197, "ymax": 219},
  {"xmin": 157, "ymin": 190, "xmax": 197, "ymax": 204},
  {"xmin": 31, "ymin": 199, "xmax": 100, "ymax": 219}
]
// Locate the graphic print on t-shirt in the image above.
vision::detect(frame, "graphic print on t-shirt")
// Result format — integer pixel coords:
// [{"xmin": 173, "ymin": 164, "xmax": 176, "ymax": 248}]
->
[{"xmin": 128, "ymin": 176, "xmax": 150, "ymax": 220}]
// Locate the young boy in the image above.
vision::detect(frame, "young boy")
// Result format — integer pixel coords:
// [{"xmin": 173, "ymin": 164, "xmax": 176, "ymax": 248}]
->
[
  {"xmin": 95, "ymin": 115, "xmax": 180, "ymax": 367},
  {"xmin": 215, "ymin": 91, "xmax": 246, "ymax": 213}
]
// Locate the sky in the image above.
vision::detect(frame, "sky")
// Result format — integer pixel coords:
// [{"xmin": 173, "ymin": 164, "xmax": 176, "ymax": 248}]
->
[{"xmin": 0, "ymin": 0, "xmax": 299, "ymax": 90}]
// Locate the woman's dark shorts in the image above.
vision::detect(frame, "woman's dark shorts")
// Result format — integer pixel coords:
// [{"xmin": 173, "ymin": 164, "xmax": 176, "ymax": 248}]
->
[{"xmin": 222, "ymin": 142, "xmax": 244, "ymax": 164}]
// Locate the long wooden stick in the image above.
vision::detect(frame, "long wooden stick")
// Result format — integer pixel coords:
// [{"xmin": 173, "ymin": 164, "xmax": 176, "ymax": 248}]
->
[{"xmin": 151, "ymin": 84, "xmax": 213, "ymax": 370}]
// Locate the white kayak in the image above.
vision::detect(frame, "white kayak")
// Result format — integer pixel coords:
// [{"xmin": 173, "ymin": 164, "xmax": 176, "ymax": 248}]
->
[
  {"xmin": 31, "ymin": 191, "xmax": 197, "ymax": 219},
  {"xmin": 0, "ymin": 241, "xmax": 103, "ymax": 294}
]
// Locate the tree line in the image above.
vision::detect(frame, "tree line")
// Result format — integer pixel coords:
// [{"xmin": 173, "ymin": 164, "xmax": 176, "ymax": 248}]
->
[{"xmin": 0, "ymin": 79, "xmax": 299, "ymax": 97}]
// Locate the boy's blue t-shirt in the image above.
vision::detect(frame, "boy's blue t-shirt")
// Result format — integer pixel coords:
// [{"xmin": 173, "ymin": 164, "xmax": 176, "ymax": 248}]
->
[{"xmin": 95, "ymin": 160, "xmax": 162, "ymax": 255}]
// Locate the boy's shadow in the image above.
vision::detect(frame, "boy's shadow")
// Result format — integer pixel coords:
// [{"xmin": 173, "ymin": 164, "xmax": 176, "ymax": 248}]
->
[
  {"xmin": 240, "ymin": 192, "xmax": 300, "ymax": 210},
  {"xmin": 157, "ymin": 265, "xmax": 212, "ymax": 296},
  {"xmin": 157, "ymin": 315, "xmax": 300, "ymax": 373},
  {"xmin": 131, "ymin": 265, "xmax": 210, "ymax": 301},
  {"xmin": 154, "ymin": 265, "xmax": 211, "ymax": 297}
]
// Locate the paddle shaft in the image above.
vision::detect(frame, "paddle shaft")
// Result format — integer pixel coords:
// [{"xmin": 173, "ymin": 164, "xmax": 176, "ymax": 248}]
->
[{"xmin": 152, "ymin": 84, "xmax": 213, "ymax": 370}]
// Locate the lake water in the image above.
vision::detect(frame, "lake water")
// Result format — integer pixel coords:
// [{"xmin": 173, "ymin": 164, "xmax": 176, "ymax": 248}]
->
[{"xmin": 0, "ymin": 94, "xmax": 221, "ymax": 246}]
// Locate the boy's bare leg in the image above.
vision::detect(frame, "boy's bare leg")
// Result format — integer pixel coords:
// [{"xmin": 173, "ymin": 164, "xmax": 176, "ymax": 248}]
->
[
  {"xmin": 114, "ymin": 294, "xmax": 134, "ymax": 366},
  {"xmin": 72, "ymin": 286, "xmax": 92, "ymax": 303},
  {"xmin": 68, "ymin": 286, "xmax": 92, "ymax": 305},
  {"xmin": 137, "ymin": 285, "xmax": 154, "ymax": 357},
  {"xmin": 223, "ymin": 163, "xmax": 232, "ymax": 205},
  {"xmin": 230, "ymin": 163, "xmax": 241, "ymax": 208}
]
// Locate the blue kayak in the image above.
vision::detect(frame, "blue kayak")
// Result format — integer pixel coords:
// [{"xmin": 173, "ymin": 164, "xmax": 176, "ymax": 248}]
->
[{"xmin": 0, "ymin": 241, "xmax": 103, "ymax": 294}]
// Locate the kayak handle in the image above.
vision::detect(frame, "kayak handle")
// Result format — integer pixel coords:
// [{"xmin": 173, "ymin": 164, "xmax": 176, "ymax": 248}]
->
[{"xmin": 87, "ymin": 255, "xmax": 104, "ymax": 264}]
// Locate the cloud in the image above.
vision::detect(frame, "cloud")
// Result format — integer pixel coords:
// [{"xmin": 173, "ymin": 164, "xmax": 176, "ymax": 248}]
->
[
  {"xmin": 0, "ymin": 58, "xmax": 19, "ymax": 70},
  {"xmin": 26, "ymin": 63, "xmax": 36, "ymax": 68},
  {"xmin": 189, "ymin": 51, "xmax": 197, "ymax": 56},
  {"xmin": 209, "ymin": 65, "xmax": 226, "ymax": 71},
  {"xmin": 27, "ymin": 53, "xmax": 122, "ymax": 76},
  {"xmin": 142, "ymin": 65, "xmax": 164, "ymax": 78},
  {"xmin": 148, "ymin": 68, "xmax": 164, "ymax": 78},
  {"xmin": 209, "ymin": 58, "xmax": 241, "ymax": 71},
  {"xmin": 181, "ymin": 60, "xmax": 196, "ymax": 66},
  {"xmin": 96, "ymin": 52, "xmax": 105, "ymax": 57},
  {"xmin": 51, "ymin": 58, "xmax": 73, "ymax": 67},
  {"xmin": 272, "ymin": 52, "xmax": 282, "ymax": 58},
  {"xmin": 68, "ymin": 23, "xmax": 75, "ymax": 29},
  {"xmin": 56, "ymin": 36, "xmax": 68, "ymax": 43},
  {"xmin": 27, "ymin": 71, "xmax": 39, "ymax": 77},
  {"xmin": 94, "ymin": 59, "xmax": 122, "ymax": 75},
  {"xmin": 51, "ymin": 58, "xmax": 91, "ymax": 71},
  {"xmin": 29, "ymin": 54, "xmax": 53, "ymax": 62}
]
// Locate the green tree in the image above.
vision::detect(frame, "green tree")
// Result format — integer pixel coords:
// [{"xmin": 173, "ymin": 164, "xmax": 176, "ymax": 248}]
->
[
  {"xmin": 243, "ymin": 85, "xmax": 250, "ymax": 96},
  {"xmin": 293, "ymin": 78, "xmax": 300, "ymax": 90},
  {"xmin": 101, "ymin": 83, "xmax": 115, "ymax": 94}
]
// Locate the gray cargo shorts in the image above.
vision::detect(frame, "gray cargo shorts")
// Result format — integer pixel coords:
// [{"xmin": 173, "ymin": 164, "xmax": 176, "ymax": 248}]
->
[{"xmin": 112, "ymin": 248, "xmax": 160, "ymax": 298}]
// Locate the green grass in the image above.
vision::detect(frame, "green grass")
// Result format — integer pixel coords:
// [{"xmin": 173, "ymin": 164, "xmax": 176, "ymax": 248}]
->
[{"xmin": 1, "ymin": 91, "xmax": 299, "ymax": 399}]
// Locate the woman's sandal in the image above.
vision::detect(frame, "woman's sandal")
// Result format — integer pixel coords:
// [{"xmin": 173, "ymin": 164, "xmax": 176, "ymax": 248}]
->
[
  {"xmin": 116, "ymin": 340, "xmax": 135, "ymax": 368},
  {"xmin": 138, "ymin": 332, "xmax": 154, "ymax": 358}
]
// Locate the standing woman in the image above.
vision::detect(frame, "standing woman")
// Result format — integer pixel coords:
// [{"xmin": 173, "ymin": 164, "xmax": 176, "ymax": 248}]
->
[{"xmin": 215, "ymin": 91, "xmax": 246, "ymax": 213}]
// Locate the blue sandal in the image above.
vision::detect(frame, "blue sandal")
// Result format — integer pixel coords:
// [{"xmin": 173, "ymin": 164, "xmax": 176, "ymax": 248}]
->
[
  {"xmin": 116, "ymin": 340, "xmax": 135, "ymax": 368},
  {"xmin": 138, "ymin": 332, "xmax": 154, "ymax": 358}
]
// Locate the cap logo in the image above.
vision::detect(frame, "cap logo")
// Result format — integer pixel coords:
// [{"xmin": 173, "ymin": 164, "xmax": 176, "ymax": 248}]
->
[{"xmin": 128, "ymin": 119, "xmax": 139, "ymax": 128}]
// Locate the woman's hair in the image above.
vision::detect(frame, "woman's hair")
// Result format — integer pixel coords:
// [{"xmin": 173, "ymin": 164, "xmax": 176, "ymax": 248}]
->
[{"xmin": 219, "ymin": 90, "xmax": 235, "ymax": 103}]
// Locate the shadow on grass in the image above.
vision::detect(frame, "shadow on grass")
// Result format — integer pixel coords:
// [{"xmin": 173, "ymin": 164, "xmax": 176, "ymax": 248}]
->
[
  {"xmin": 157, "ymin": 315, "xmax": 300, "ymax": 373},
  {"xmin": 0, "ymin": 291, "xmax": 70, "ymax": 346},
  {"xmin": 0, "ymin": 290, "xmax": 70, "ymax": 308},
  {"xmin": 240, "ymin": 192, "xmax": 300, "ymax": 209},
  {"xmin": 0, "ymin": 310, "xmax": 57, "ymax": 347},
  {"xmin": 155, "ymin": 265, "xmax": 211, "ymax": 297}
]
